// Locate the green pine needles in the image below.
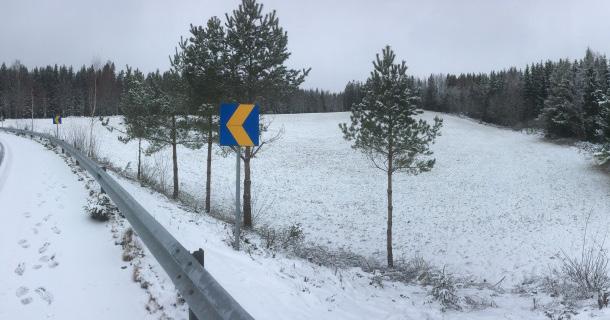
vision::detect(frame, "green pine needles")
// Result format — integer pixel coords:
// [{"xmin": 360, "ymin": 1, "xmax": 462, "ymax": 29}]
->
[{"xmin": 340, "ymin": 45, "xmax": 442, "ymax": 267}]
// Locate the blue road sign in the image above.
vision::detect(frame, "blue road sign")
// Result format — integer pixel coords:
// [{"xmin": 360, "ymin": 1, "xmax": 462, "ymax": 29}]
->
[{"xmin": 220, "ymin": 103, "xmax": 259, "ymax": 146}]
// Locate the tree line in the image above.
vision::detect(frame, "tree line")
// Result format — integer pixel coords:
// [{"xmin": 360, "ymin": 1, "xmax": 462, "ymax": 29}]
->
[
  {"xmin": 416, "ymin": 48, "xmax": 610, "ymax": 142},
  {"xmin": 342, "ymin": 48, "xmax": 610, "ymax": 144},
  {"xmin": 0, "ymin": 61, "xmax": 122, "ymax": 119},
  {"xmin": 0, "ymin": 62, "xmax": 343, "ymax": 121}
]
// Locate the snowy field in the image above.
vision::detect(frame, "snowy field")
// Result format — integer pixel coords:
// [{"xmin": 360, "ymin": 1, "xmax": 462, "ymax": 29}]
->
[
  {"xmin": 6, "ymin": 111, "xmax": 610, "ymax": 288},
  {"xmin": 0, "ymin": 128, "xmax": 544, "ymax": 320}
]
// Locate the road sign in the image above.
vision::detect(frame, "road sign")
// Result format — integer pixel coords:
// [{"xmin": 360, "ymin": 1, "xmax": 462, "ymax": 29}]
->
[
  {"xmin": 220, "ymin": 103, "xmax": 259, "ymax": 146},
  {"xmin": 53, "ymin": 115, "xmax": 62, "ymax": 124}
]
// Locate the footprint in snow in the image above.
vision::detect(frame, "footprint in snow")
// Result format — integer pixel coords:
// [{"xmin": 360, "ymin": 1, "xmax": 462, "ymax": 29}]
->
[
  {"xmin": 16, "ymin": 286, "xmax": 29, "ymax": 297},
  {"xmin": 18, "ymin": 239, "xmax": 30, "ymax": 248},
  {"xmin": 15, "ymin": 263, "xmax": 25, "ymax": 276},
  {"xmin": 35, "ymin": 287, "xmax": 53, "ymax": 305},
  {"xmin": 39, "ymin": 255, "xmax": 50, "ymax": 262},
  {"xmin": 20, "ymin": 297, "xmax": 33, "ymax": 305},
  {"xmin": 32, "ymin": 228, "xmax": 38, "ymax": 235},
  {"xmin": 51, "ymin": 226, "xmax": 61, "ymax": 234},
  {"xmin": 38, "ymin": 242, "xmax": 50, "ymax": 254},
  {"xmin": 46, "ymin": 254, "xmax": 59, "ymax": 268},
  {"xmin": 23, "ymin": 212, "xmax": 31, "ymax": 218},
  {"xmin": 32, "ymin": 264, "xmax": 42, "ymax": 270},
  {"xmin": 43, "ymin": 215, "xmax": 52, "ymax": 222}
]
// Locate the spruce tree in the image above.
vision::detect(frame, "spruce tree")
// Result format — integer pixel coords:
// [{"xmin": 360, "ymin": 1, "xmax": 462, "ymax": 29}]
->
[
  {"xmin": 224, "ymin": 0, "xmax": 309, "ymax": 228},
  {"xmin": 541, "ymin": 60, "xmax": 583, "ymax": 138},
  {"xmin": 340, "ymin": 46, "xmax": 442, "ymax": 267},
  {"xmin": 423, "ymin": 75, "xmax": 439, "ymax": 111},
  {"xmin": 596, "ymin": 91, "xmax": 610, "ymax": 164},
  {"xmin": 582, "ymin": 64, "xmax": 601, "ymax": 140}
]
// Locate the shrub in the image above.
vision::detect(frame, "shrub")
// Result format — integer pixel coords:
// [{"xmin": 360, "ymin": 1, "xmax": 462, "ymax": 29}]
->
[
  {"xmin": 85, "ymin": 192, "xmax": 117, "ymax": 221},
  {"xmin": 559, "ymin": 246, "xmax": 610, "ymax": 297},
  {"xmin": 62, "ymin": 124, "xmax": 101, "ymax": 159},
  {"xmin": 430, "ymin": 267, "xmax": 461, "ymax": 311},
  {"xmin": 595, "ymin": 145, "xmax": 610, "ymax": 166},
  {"xmin": 260, "ymin": 223, "xmax": 304, "ymax": 251}
]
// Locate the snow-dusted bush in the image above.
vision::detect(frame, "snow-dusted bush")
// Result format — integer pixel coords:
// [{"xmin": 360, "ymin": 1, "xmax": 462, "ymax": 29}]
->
[
  {"xmin": 84, "ymin": 192, "xmax": 117, "ymax": 221},
  {"xmin": 62, "ymin": 124, "xmax": 101, "ymax": 160},
  {"xmin": 377, "ymin": 256, "xmax": 433, "ymax": 284},
  {"xmin": 541, "ymin": 244, "xmax": 610, "ymax": 308},
  {"xmin": 595, "ymin": 146, "xmax": 610, "ymax": 166},
  {"xmin": 137, "ymin": 154, "xmax": 171, "ymax": 196},
  {"xmin": 429, "ymin": 267, "xmax": 461, "ymax": 311},
  {"xmin": 560, "ymin": 246, "xmax": 610, "ymax": 297},
  {"xmin": 64, "ymin": 124, "xmax": 88, "ymax": 152},
  {"xmin": 122, "ymin": 228, "xmax": 143, "ymax": 263},
  {"xmin": 260, "ymin": 223, "xmax": 304, "ymax": 251}
]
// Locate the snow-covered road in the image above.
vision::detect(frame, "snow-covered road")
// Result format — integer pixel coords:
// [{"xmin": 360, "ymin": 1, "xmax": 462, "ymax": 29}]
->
[{"xmin": 0, "ymin": 132, "xmax": 150, "ymax": 319}]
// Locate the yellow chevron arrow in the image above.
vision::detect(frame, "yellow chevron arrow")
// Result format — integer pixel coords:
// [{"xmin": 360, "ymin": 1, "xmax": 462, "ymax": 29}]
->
[{"xmin": 227, "ymin": 104, "xmax": 255, "ymax": 146}]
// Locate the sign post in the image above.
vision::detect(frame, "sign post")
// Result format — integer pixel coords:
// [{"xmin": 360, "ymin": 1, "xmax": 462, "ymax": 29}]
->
[
  {"xmin": 219, "ymin": 103, "xmax": 259, "ymax": 250},
  {"xmin": 53, "ymin": 115, "xmax": 62, "ymax": 138},
  {"xmin": 234, "ymin": 147, "xmax": 241, "ymax": 250}
]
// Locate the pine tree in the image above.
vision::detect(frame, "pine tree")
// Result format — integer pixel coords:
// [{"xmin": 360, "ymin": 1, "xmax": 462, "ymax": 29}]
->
[
  {"xmin": 340, "ymin": 46, "xmax": 442, "ymax": 268},
  {"xmin": 178, "ymin": 16, "xmax": 227, "ymax": 213},
  {"xmin": 118, "ymin": 67, "xmax": 149, "ymax": 180},
  {"xmin": 144, "ymin": 69, "xmax": 199, "ymax": 199},
  {"xmin": 224, "ymin": 0, "xmax": 309, "ymax": 228}
]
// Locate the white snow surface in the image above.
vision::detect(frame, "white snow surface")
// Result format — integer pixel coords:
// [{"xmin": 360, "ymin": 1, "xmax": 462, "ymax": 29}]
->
[
  {"xmin": 7, "ymin": 112, "xmax": 610, "ymax": 286},
  {"xmin": 0, "ymin": 132, "xmax": 152, "ymax": 319},
  {"xmin": 3, "ymin": 111, "xmax": 610, "ymax": 319}
]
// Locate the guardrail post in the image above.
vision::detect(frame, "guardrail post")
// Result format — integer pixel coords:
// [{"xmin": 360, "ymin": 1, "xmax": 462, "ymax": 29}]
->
[
  {"xmin": 189, "ymin": 248, "xmax": 205, "ymax": 320},
  {"xmin": 100, "ymin": 166, "xmax": 107, "ymax": 194}
]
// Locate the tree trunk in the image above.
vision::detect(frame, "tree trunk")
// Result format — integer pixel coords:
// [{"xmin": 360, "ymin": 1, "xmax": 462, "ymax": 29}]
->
[
  {"xmin": 205, "ymin": 119, "xmax": 213, "ymax": 213},
  {"xmin": 243, "ymin": 146, "xmax": 252, "ymax": 228},
  {"xmin": 171, "ymin": 115, "xmax": 179, "ymax": 199},
  {"xmin": 387, "ymin": 153, "xmax": 394, "ymax": 268},
  {"xmin": 137, "ymin": 138, "xmax": 142, "ymax": 180}
]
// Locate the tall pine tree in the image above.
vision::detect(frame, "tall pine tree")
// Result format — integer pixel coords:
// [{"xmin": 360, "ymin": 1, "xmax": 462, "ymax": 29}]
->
[
  {"xmin": 224, "ymin": 0, "xmax": 309, "ymax": 228},
  {"xmin": 178, "ymin": 16, "xmax": 227, "ymax": 213},
  {"xmin": 340, "ymin": 46, "xmax": 442, "ymax": 267}
]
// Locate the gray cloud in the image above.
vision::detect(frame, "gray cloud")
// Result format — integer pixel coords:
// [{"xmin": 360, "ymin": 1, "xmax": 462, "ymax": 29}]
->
[{"xmin": 1, "ymin": 0, "xmax": 609, "ymax": 91}]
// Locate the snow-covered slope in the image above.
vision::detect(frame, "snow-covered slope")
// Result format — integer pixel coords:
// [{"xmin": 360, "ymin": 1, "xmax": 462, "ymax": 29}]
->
[
  {"xmin": 7, "ymin": 112, "xmax": 610, "ymax": 287},
  {"xmin": 0, "ymin": 132, "xmax": 152, "ymax": 319}
]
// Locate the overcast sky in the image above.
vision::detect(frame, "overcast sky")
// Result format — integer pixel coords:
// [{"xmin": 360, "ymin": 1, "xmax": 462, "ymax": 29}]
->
[{"xmin": 1, "ymin": 0, "xmax": 610, "ymax": 91}]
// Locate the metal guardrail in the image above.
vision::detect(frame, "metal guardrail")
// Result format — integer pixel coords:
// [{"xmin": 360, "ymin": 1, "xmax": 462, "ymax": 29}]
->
[{"xmin": 0, "ymin": 128, "xmax": 254, "ymax": 320}]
